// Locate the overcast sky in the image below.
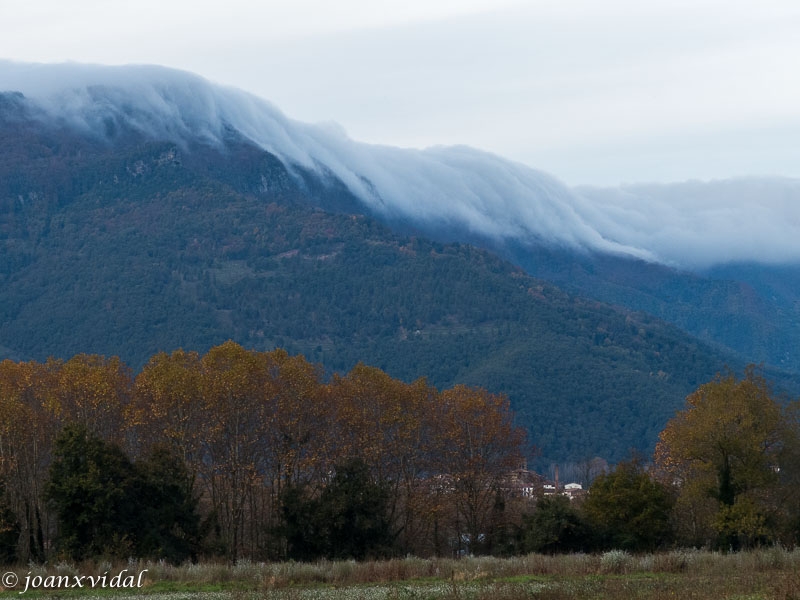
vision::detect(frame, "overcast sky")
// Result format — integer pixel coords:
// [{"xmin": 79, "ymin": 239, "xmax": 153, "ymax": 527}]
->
[{"xmin": 2, "ymin": 0, "xmax": 800, "ymax": 185}]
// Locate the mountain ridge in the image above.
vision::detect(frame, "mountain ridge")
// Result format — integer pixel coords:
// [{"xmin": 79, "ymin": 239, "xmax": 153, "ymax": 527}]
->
[
  {"xmin": 4, "ymin": 63, "xmax": 800, "ymax": 465},
  {"xmin": 5, "ymin": 62, "xmax": 800, "ymax": 271},
  {"xmin": 4, "ymin": 67, "xmax": 800, "ymax": 380},
  {"xmin": 0, "ymin": 98, "xmax": 761, "ymax": 466}
]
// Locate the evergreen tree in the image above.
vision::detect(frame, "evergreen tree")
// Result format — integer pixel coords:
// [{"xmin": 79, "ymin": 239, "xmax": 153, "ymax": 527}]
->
[
  {"xmin": 0, "ymin": 479, "xmax": 20, "ymax": 564},
  {"xmin": 135, "ymin": 444, "xmax": 201, "ymax": 564},
  {"xmin": 282, "ymin": 458, "xmax": 392, "ymax": 560},
  {"xmin": 45, "ymin": 426, "xmax": 201, "ymax": 561},
  {"xmin": 582, "ymin": 459, "xmax": 674, "ymax": 552},
  {"xmin": 45, "ymin": 425, "xmax": 138, "ymax": 559},
  {"xmin": 521, "ymin": 495, "xmax": 591, "ymax": 554}
]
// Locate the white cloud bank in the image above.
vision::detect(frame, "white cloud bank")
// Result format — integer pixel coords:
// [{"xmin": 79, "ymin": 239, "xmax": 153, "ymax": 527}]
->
[
  {"xmin": 576, "ymin": 179, "xmax": 800, "ymax": 268},
  {"xmin": 4, "ymin": 2, "xmax": 800, "ymax": 185},
  {"xmin": 3, "ymin": 61, "xmax": 800, "ymax": 270}
]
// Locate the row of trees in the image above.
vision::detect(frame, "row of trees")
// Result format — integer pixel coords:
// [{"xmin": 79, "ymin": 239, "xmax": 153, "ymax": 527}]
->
[
  {"xmin": 524, "ymin": 367, "xmax": 800, "ymax": 554},
  {"xmin": 520, "ymin": 460, "xmax": 674, "ymax": 554},
  {"xmin": 0, "ymin": 341, "xmax": 527, "ymax": 562},
  {"xmin": 2, "ymin": 344, "xmax": 799, "ymax": 563}
]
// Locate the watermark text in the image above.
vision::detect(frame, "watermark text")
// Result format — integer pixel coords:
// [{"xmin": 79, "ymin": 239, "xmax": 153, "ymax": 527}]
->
[{"xmin": 2, "ymin": 568, "xmax": 148, "ymax": 594}]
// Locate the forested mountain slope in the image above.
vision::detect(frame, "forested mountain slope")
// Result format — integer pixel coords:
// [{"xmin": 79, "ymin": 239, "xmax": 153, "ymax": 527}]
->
[{"xmin": 0, "ymin": 98, "xmax": 752, "ymax": 463}]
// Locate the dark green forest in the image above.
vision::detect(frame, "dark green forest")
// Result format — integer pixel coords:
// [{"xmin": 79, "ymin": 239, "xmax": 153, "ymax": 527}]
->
[{"xmin": 1, "ymin": 99, "xmax": 795, "ymax": 465}]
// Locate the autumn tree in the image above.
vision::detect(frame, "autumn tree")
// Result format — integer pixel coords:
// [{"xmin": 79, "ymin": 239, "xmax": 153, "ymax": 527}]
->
[
  {"xmin": 132, "ymin": 344, "xmax": 330, "ymax": 560},
  {"xmin": 655, "ymin": 367, "xmax": 797, "ymax": 548},
  {"xmin": 49, "ymin": 354, "xmax": 132, "ymax": 443},
  {"xmin": 198, "ymin": 341, "xmax": 271, "ymax": 561},
  {"xmin": 433, "ymin": 385, "xmax": 526, "ymax": 555},
  {"xmin": 326, "ymin": 365, "xmax": 438, "ymax": 554},
  {"xmin": 0, "ymin": 359, "xmax": 59, "ymax": 562},
  {"xmin": 130, "ymin": 349, "xmax": 205, "ymax": 466},
  {"xmin": 260, "ymin": 351, "xmax": 329, "ymax": 517}
]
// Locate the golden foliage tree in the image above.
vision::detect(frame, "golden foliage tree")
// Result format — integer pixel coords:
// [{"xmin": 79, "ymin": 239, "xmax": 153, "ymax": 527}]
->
[
  {"xmin": 434, "ymin": 385, "xmax": 527, "ymax": 555},
  {"xmin": 655, "ymin": 367, "xmax": 798, "ymax": 547},
  {"xmin": 326, "ymin": 365, "xmax": 439, "ymax": 554},
  {"xmin": 258, "ymin": 349, "xmax": 329, "ymax": 558},
  {"xmin": 0, "ymin": 356, "xmax": 132, "ymax": 560},
  {"xmin": 198, "ymin": 341, "xmax": 272, "ymax": 560},
  {"xmin": 48, "ymin": 354, "xmax": 132, "ymax": 442},
  {"xmin": 0, "ymin": 343, "xmax": 530, "ymax": 560},
  {"xmin": 0, "ymin": 360, "xmax": 50, "ymax": 561},
  {"xmin": 131, "ymin": 349, "xmax": 205, "ymax": 464}
]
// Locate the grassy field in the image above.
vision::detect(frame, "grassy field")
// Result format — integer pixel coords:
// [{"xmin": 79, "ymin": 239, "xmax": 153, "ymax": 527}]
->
[{"xmin": 3, "ymin": 549, "xmax": 800, "ymax": 599}]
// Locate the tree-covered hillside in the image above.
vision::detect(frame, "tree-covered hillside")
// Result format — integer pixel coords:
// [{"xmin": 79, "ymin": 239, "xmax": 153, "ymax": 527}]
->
[
  {"xmin": 497, "ymin": 242, "xmax": 800, "ymax": 375},
  {"xmin": 0, "ymin": 103, "xmax": 774, "ymax": 463}
]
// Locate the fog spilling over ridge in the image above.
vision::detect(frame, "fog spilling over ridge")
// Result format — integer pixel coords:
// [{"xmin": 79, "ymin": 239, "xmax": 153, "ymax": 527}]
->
[
  {"xmin": 3, "ymin": 61, "xmax": 800, "ymax": 270},
  {"xmin": 577, "ymin": 179, "xmax": 800, "ymax": 269}
]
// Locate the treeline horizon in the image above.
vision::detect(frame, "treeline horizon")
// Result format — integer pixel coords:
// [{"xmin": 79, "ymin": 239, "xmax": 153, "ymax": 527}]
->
[
  {"xmin": 0, "ymin": 341, "xmax": 527, "ymax": 563},
  {"xmin": 3, "ymin": 344, "xmax": 800, "ymax": 565}
]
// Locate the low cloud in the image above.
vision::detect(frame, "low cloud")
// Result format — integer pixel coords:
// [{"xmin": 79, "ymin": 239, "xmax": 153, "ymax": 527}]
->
[
  {"xmin": 576, "ymin": 179, "xmax": 800, "ymax": 268},
  {"xmin": 3, "ymin": 61, "xmax": 799, "ymax": 270}
]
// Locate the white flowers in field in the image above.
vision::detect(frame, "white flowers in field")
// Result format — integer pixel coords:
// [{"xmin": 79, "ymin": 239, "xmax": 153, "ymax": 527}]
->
[{"xmin": 599, "ymin": 550, "xmax": 632, "ymax": 574}]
